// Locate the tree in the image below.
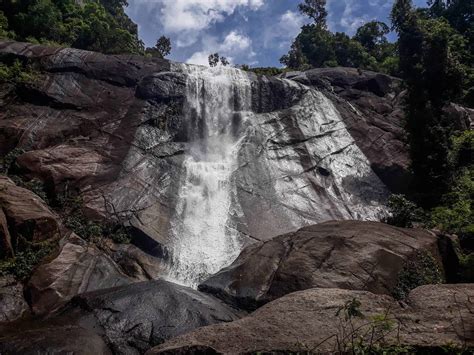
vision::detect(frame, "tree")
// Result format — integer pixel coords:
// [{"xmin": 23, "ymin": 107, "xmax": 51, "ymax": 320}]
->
[
  {"xmin": 354, "ymin": 21, "xmax": 390, "ymax": 54},
  {"xmin": 391, "ymin": 0, "xmax": 465, "ymax": 207},
  {"xmin": 1, "ymin": 0, "xmax": 145, "ymax": 55},
  {"xmin": 146, "ymin": 36, "xmax": 171, "ymax": 58},
  {"xmin": 281, "ymin": 24, "xmax": 378, "ymax": 71},
  {"xmin": 0, "ymin": 11, "xmax": 11, "ymax": 38},
  {"xmin": 280, "ymin": 38, "xmax": 309, "ymax": 69},
  {"xmin": 208, "ymin": 53, "xmax": 229, "ymax": 67},
  {"xmin": 208, "ymin": 53, "xmax": 220, "ymax": 67},
  {"xmin": 220, "ymin": 56, "xmax": 229, "ymax": 66},
  {"xmin": 298, "ymin": 0, "xmax": 327, "ymax": 28}
]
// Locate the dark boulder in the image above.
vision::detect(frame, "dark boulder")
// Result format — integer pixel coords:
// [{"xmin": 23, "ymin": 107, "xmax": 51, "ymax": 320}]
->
[
  {"xmin": 0, "ymin": 325, "xmax": 112, "ymax": 355},
  {"xmin": 0, "ymin": 279, "xmax": 243, "ymax": 355},
  {"xmin": 66, "ymin": 280, "xmax": 243, "ymax": 354},
  {"xmin": 199, "ymin": 221, "xmax": 457, "ymax": 310},
  {"xmin": 136, "ymin": 72, "xmax": 186, "ymax": 101}
]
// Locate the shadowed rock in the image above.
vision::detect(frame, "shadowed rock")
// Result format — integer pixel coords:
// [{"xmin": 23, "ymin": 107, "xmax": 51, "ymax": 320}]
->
[
  {"xmin": 0, "ymin": 276, "xmax": 29, "ymax": 322},
  {"xmin": 0, "ymin": 280, "xmax": 244, "ymax": 355}
]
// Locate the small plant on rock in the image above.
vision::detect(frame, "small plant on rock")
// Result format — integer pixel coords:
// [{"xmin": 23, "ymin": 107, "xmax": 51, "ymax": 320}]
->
[
  {"xmin": 0, "ymin": 239, "xmax": 56, "ymax": 281},
  {"xmin": 393, "ymin": 250, "xmax": 444, "ymax": 300},
  {"xmin": 385, "ymin": 194, "xmax": 425, "ymax": 228}
]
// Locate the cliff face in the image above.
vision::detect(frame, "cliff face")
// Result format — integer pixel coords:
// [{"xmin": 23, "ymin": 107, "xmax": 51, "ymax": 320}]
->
[
  {"xmin": 5, "ymin": 42, "xmax": 472, "ymax": 256},
  {"xmin": 1, "ymin": 41, "xmax": 472, "ymax": 354},
  {"xmin": 0, "ymin": 41, "xmax": 412, "ymax": 283}
]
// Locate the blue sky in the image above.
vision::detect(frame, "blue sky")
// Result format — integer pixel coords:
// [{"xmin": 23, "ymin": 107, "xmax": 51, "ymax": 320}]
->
[{"xmin": 126, "ymin": 0, "xmax": 427, "ymax": 67}]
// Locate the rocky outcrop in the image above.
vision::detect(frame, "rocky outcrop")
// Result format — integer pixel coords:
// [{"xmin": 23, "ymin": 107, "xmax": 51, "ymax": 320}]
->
[
  {"xmin": 0, "ymin": 280, "xmax": 243, "ymax": 355},
  {"xmin": 0, "ymin": 41, "xmax": 397, "ymax": 252},
  {"xmin": 0, "ymin": 176, "xmax": 60, "ymax": 254},
  {"xmin": 26, "ymin": 233, "xmax": 136, "ymax": 315},
  {"xmin": 1, "ymin": 41, "xmax": 470, "ymax": 284},
  {"xmin": 149, "ymin": 284, "xmax": 474, "ymax": 354},
  {"xmin": 282, "ymin": 68, "xmax": 410, "ymax": 194},
  {"xmin": 199, "ymin": 221, "xmax": 456, "ymax": 310}
]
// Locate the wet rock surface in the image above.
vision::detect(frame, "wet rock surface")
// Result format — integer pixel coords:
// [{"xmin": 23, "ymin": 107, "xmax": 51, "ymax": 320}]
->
[
  {"xmin": 149, "ymin": 284, "xmax": 474, "ymax": 354},
  {"xmin": 0, "ymin": 280, "xmax": 243, "ymax": 355},
  {"xmin": 0, "ymin": 42, "xmax": 472, "ymax": 354},
  {"xmin": 0, "ymin": 40, "xmax": 402, "ymax": 253},
  {"xmin": 199, "ymin": 221, "xmax": 456, "ymax": 310},
  {"xmin": 282, "ymin": 68, "xmax": 411, "ymax": 194}
]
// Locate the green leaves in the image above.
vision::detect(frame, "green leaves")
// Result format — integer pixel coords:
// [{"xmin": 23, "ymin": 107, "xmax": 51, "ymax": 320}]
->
[{"xmin": 1, "ymin": 0, "xmax": 145, "ymax": 55}]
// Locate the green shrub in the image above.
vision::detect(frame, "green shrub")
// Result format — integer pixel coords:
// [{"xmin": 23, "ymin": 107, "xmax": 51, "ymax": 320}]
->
[
  {"xmin": 393, "ymin": 251, "xmax": 444, "ymax": 300},
  {"xmin": 9, "ymin": 175, "xmax": 49, "ymax": 203},
  {"xmin": 64, "ymin": 197, "xmax": 131, "ymax": 244},
  {"xmin": 458, "ymin": 253, "xmax": 474, "ymax": 283},
  {"xmin": 385, "ymin": 194, "xmax": 425, "ymax": 228},
  {"xmin": 0, "ymin": 240, "xmax": 56, "ymax": 281},
  {"xmin": 430, "ymin": 167, "xmax": 473, "ymax": 240},
  {"xmin": 109, "ymin": 226, "xmax": 131, "ymax": 244},
  {"xmin": 0, "ymin": 147, "xmax": 25, "ymax": 174},
  {"xmin": 65, "ymin": 209, "xmax": 104, "ymax": 242},
  {"xmin": 450, "ymin": 130, "xmax": 474, "ymax": 169},
  {"xmin": 0, "ymin": 60, "xmax": 39, "ymax": 84}
]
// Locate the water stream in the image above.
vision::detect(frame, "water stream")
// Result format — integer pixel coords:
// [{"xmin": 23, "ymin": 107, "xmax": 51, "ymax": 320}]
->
[{"xmin": 167, "ymin": 65, "xmax": 252, "ymax": 287}]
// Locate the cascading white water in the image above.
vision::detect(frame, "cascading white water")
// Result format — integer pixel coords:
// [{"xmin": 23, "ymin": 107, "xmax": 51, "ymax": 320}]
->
[{"xmin": 167, "ymin": 64, "xmax": 252, "ymax": 287}]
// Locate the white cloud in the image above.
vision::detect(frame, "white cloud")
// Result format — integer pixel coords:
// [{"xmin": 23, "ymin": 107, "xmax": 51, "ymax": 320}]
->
[
  {"xmin": 159, "ymin": 0, "xmax": 264, "ymax": 33},
  {"xmin": 327, "ymin": 0, "xmax": 392, "ymax": 34},
  {"xmin": 186, "ymin": 31, "xmax": 255, "ymax": 66},
  {"xmin": 263, "ymin": 10, "xmax": 306, "ymax": 49},
  {"xmin": 128, "ymin": 0, "xmax": 264, "ymax": 48}
]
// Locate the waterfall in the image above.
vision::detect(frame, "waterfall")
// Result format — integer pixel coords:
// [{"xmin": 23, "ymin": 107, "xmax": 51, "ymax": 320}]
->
[{"xmin": 167, "ymin": 64, "xmax": 252, "ymax": 287}]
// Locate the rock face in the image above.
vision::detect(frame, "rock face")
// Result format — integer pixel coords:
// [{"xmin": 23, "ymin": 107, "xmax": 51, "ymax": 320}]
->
[
  {"xmin": 0, "ymin": 325, "xmax": 112, "ymax": 355},
  {"xmin": 0, "ymin": 276, "xmax": 29, "ymax": 322},
  {"xmin": 149, "ymin": 284, "xmax": 474, "ymax": 354},
  {"xmin": 0, "ymin": 41, "xmax": 402, "ymax": 274},
  {"xmin": 68, "ymin": 280, "xmax": 243, "ymax": 354},
  {"xmin": 26, "ymin": 233, "xmax": 136, "ymax": 315},
  {"xmin": 0, "ymin": 280, "xmax": 243, "ymax": 355},
  {"xmin": 0, "ymin": 176, "xmax": 60, "ymax": 256},
  {"xmin": 199, "ymin": 221, "xmax": 455, "ymax": 310},
  {"xmin": 282, "ymin": 68, "xmax": 410, "ymax": 194}
]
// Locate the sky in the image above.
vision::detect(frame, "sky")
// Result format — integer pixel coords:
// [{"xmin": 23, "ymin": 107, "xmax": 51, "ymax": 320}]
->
[{"xmin": 126, "ymin": 0, "xmax": 427, "ymax": 67}]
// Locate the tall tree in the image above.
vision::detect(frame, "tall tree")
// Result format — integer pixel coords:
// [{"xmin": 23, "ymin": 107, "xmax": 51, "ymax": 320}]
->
[
  {"xmin": 298, "ymin": 0, "xmax": 327, "ymax": 28},
  {"xmin": 391, "ymin": 0, "xmax": 465, "ymax": 207},
  {"xmin": 354, "ymin": 21, "xmax": 390, "ymax": 54},
  {"xmin": 146, "ymin": 36, "xmax": 171, "ymax": 58}
]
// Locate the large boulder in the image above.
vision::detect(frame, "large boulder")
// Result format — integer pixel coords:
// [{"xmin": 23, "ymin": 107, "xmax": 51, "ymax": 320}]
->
[
  {"xmin": 0, "ymin": 280, "xmax": 243, "ymax": 355},
  {"xmin": 149, "ymin": 284, "xmax": 474, "ymax": 354},
  {"xmin": 0, "ymin": 176, "xmax": 60, "ymax": 249},
  {"xmin": 199, "ymin": 221, "xmax": 456, "ymax": 310},
  {"xmin": 26, "ymin": 233, "xmax": 136, "ymax": 315}
]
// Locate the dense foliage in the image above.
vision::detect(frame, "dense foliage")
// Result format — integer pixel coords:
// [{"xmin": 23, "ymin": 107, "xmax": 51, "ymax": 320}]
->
[
  {"xmin": 392, "ymin": 0, "xmax": 471, "ymax": 208},
  {"xmin": 393, "ymin": 251, "xmax": 443, "ymax": 300},
  {"xmin": 280, "ymin": 0, "xmax": 398, "ymax": 75},
  {"xmin": 0, "ymin": 0, "xmax": 170, "ymax": 56}
]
